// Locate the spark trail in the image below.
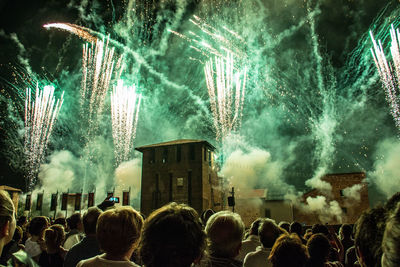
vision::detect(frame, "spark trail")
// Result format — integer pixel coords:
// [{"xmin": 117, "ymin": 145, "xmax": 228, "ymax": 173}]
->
[
  {"xmin": 43, "ymin": 23, "xmax": 97, "ymax": 42},
  {"xmin": 111, "ymin": 80, "xmax": 142, "ymax": 165},
  {"xmin": 24, "ymin": 85, "xmax": 64, "ymax": 190},
  {"xmin": 204, "ymin": 53, "xmax": 247, "ymax": 142},
  {"xmin": 370, "ymin": 25, "xmax": 400, "ymax": 130},
  {"xmin": 81, "ymin": 37, "xmax": 123, "ymax": 133}
]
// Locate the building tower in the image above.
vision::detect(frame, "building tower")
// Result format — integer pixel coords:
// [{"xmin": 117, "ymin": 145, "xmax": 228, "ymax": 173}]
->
[{"xmin": 135, "ymin": 139, "xmax": 221, "ymax": 216}]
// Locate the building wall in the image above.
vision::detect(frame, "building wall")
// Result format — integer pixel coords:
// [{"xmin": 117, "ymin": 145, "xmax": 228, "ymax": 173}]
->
[{"xmin": 139, "ymin": 141, "xmax": 221, "ymax": 216}]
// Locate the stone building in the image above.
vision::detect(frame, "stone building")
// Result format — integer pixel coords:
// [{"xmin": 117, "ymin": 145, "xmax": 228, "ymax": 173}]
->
[
  {"xmin": 135, "ymin": 139, "xmax": 222, "ymax": 216},
  {"xmin": 293, "ymin": 172, "xmax": 369, "ymax": 225}
]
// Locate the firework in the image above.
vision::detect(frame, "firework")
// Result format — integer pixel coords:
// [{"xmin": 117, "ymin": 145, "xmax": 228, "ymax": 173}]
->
[
  {"xmin": 25, "ymin": 84, "xmax": 64, "ymax": 190},
  {"xmin": 204, "ymin": 53, "xmax": 247, "ymax": 141},
  {"xmin": 43, "ymin": 23, "xmax": 97, "ymax": 42},
  {"xmin": 81, "ymin": 37, "xmax": 123, "ymax": 132},
  {"xmin": 370, "ymin": 25, "xmax": 400, "ymax": 130},
  {"xmin": 111, "ymin": 80, "xmax": 142, "ymax": 165}
]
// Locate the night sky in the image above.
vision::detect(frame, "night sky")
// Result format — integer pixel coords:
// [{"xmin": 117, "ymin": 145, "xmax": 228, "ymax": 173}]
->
[{"xmin": 1, "ymin": 0, "xmax": 399, "ymax": 207}]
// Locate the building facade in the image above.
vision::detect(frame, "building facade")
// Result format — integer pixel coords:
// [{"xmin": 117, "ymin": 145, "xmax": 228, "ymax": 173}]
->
[{"xmin": 136, "ymin": 139, "xmax": 222, "ymax": 216}]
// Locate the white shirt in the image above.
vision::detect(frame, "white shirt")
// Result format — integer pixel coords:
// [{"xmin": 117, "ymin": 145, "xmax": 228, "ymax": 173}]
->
[
  {"xmin": 25, "ymin": 238, "xmax": 42, "ymax": 258},
  {"xmin": 64, "ymin": 233, "xmax": 82, "ymax": 250},
  {"xmin": 236, "ymin": 235, "xmax": 261, "ymax": 262},
  {"xmin": 77, "ymin": 254, "xmax": 140, "ymax": 267},
  {"xmin": 243, "ymin": 246, "xmax": 272, "ymax": 267}
]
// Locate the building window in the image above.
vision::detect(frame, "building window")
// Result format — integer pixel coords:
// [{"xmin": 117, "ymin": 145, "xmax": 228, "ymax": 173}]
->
[
  {"xmin": 208, "ymin": 151, "xmax": 212, "ymax": 166},
  {"xmin": 342, "ymin": 207, "xmax": 347, "ymax": 214},
  {"xmin": 188, "ymin": 171, "xmax": 192, "ymax": 205},
  {"xmin": 169, "ymin": 173, "xmax": 173, "ymax": 202},
  {"xmin": 204, "ymin": 147, "xmax": 207, "ymax": 161},
  {"xmin": 265, "ymin": 209, "xmax": 271, "ymax": 218},
  {"xmin": 340, "ymin": 189, "xmax": 344, "ymax": 197},
  {"xmin": 176, "ymin": 145, "xmax": 181, "ymax": 162},
  {"xmin": 190, "ymin": 144, "xmax": 195, "ymax": 160},
  {"xmin": 162, "ymin": 148, "xmax": 168, "ymax": 163},
  {"xmin": 177, "ymin": 178, "xmax": 184, "ymax": 187},
  {"xmin": 149, "ymin": 149, "xmax": 155, "ymax": 164}
]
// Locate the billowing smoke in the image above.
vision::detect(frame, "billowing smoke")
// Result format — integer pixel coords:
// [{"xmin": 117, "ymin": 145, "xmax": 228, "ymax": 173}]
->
[
  {"xmin": 343, "ymin": 184, "xmax": 363, "ymax": 202},
  {"xmin": 370, "ymin": 138, "xmax": 400, "ymax": 198}
]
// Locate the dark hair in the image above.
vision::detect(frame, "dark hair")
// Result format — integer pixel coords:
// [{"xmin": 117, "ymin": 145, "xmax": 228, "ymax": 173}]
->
[
  {"xmin": 355, "ymin": 206, "xmax": 387, "ymax": 267},
  {"xmin": 17, "ymin": 216, "xmax": 27, "ymax": 227},
  {"xmin": 44, "ymin": 224, "xmax": 65, "ymax": 249},
  {"xmin": 13, "ymin": 226, "xmax": 23, "ymax": 243},
  {"xmin": 340, "ymin": 224, "xmax": 353, "ymax": 238},
  {"xmin": 385, "ymin": 192, "xmax": 400, "ymax": 213},
  {"xmin": 307, "ymin": 233, "xmax": 331, "ymax": 264},
  {"xmin": 54, "ymin": 217, "xmax": 67, "ymax": 228},
  {"xmin": 28, "ymin": 216, "xmax": 48, "ymax": 236},
  {"xmin": 311, "ymin": 224, "xmax": 329, "ymax": 237},
  {"xmin": 382, "ymin": 203, "xmax": 400, "ymax": 267},
  {"xmin": 139, "ymin": 203, "xmax": 206, "ymax": 267},
  {"xmin": 259, "ymin": 219, "xmax": 282, "ymax": 248},
  {"xmin": 67, "ymin": 213, "xmax": 82, "ymax": 230},
  {"xmin": 83, "ymin": 207, "xmax": 102, "ymax": 235},
  {"xmin": 278, "ymin": 221, "xmax": 290, "ymax": 232},
  {"xmin": 249, "ymin": 218, "xmax": 263, "ymax": 235},
  {"xmin": 269, "ymin": 233, "xmax": 308, "ymax": 267},
  {"xmin": 290, "ymin": 221, "xmax": 303, "ymax": 236}
]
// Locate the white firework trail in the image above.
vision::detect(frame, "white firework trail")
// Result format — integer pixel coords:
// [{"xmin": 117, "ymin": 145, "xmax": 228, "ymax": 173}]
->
[
  {"xmin": 81, "ymin": 37, "xmax": 123, "ymax": 130},
  {"xmin": 111, "ymin": 80, "xmax": 142, "ymax": 165},
  {"xmin": 43, "ymin": 23, "xmax": 97, "ymax": 42},
  {"xmin": 370, "ymin": 25, "xmax": 400, "ymax": 130},
  {"xmin": 204, "ymin": 53, "xmax": 247, "ymax": 141},
  {"xmin": 24, "ymin": 85, "xmax": 64, "ymax": 190}
]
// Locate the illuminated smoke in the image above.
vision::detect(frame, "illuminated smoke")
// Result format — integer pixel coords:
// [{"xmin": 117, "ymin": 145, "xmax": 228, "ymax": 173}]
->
[
  {"xmin": 111, "ymin": 80, "xmax": 142, "ymax": 165},
  {"xmin": 24, "ymin": 84, "xmax": 64, "ymax": 190},
  {"xmin": 370, "ymin": 25, "xmax": 400, "ymax": 130},
  {"xmin": 204, "ymin": 52, "xmax": 247, "ymax": 142}
]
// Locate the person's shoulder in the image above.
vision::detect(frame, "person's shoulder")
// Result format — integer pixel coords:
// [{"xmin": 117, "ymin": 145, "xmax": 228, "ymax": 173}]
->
[{"xmin": 76, "ymin": 255, "xmax": 99, "ymax": 267}]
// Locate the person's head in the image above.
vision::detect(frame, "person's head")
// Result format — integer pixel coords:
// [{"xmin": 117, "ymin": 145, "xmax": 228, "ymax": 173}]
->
[
  {"xmin": 311, "ymin": 224, "xmax": 329, "ymax": 237},
  {"xmin": 278, "ymin": 221, "xmax": 290, "ymax": 232},
  {"xmin": 307, "ymin": 233, "xmax": 331, "ymax": 263},
  {"xmin": 355, "ymin": 206, "xmax": 387, "ymax": 267},
  {"xmin": 268, "ymin": 233, "xmax": 308, "ymax": 267},
  {"xmin": 249, "ymin": 218, "xmax": 264, "ymax": 236},
  {"xmin": 0, "ymin": 190, "xmax": 16, "ymax": 251},
  {"xmin": 17, "ymin": 216, "xmax": 27, "ymax": 228},
  {"xmin": 258, "ymin": 219, "xmax": 283, "ymax": 248},
  {"xmin": 28, "ymin": 216, "xmax": 48, "ymax": 237},
  {"xmin": 205, "ymin": 211, "xmax": 244, "ymax": 258},
  {"xmin": 13, "ymin": 226, "xmax": 23, "ymax": 244},
  {"xmin": 54, "ymin": 217, "xmax": 67, "ymax": 229},
  {"xmin": 67, "ymin": 213, "xmax": 82, "ymax": 231},
  {"xmin": 97, "ymin": 206, "xmax": 143, "ymax": 258},
  {"xmin": 385, "ymin": 192, "xmax": 400, "ymax": 213},
  {"xmin": 201, "ymin": 209, "xmax": 215, "ymax": 226},
  {"xmin": 82, "ymin": 207, "xmax": 102, "ymax": 236},
  {"xmin": 139, "ymin": 203, "xmax": 206, "ymax": 267},
  {"xmin": 290, "ymin": 221, "xmax": 303, "ymax": 237},
  {"xmin": 381, "ymin": 203, "xmax": 400, "ymax": 267},
  {"xmin": 339, "ymin": 224, "xmax": 353, "ymax": 239},
  {"xmin": 44, "ymin": 224, "xmax": 65, "ymax": 249}
]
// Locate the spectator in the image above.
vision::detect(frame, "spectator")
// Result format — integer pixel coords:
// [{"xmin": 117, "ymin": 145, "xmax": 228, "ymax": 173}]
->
[
  {"xmin": 64, "ymin": 207, "xmax": 102, "ymax": 267},
  {"xmin": 64, "ymin": 213, "xmax": 83, "ymax": 249},
  {"xmin": 306, "ymin": 233, "xmax": 343, "ymax": 267},
  {"xmin": 39, "ymin": 224, "xmax": 67, "ymax": 267},
  {"xmin": 54, "ymin": 218, "xmax": 67, "ymax": 231},
  {"xmin": 290, "ymin": 221, "xmax": 307, "ymax": 244},
  {"xmin": 201, "ymin": 209, "xmax": 215, "ymax": 226},
  {"xmin": 278, "ymin": 221, "xmax": 290, "ymax": 232},
  {"xmin": 0, "ymin": 225, "xmax": 23, "ymax": 264},
  {"xmin": 25, "ymin": 216, "xmax": 48, "ymax": 262},
  {"xmin": 138, "ymin": 202, "xmax": 206, "ymax": 267},
  {"xmin": 244, "ymin": 218, "xmax": 284, "ymax": 267},
  {"xmin": 203, "ymin": 210, "xmax": 244, "ymax": 267},
  {"xmin": 312, "ymin": 224, "xmax": 343, "ymax": 262},
  {"xmin": 236, "ymin": 218, "xmax": 263, "ymax": 261},
  {"xmin": 77, "ymin": 206, "xmax": 143, "ymax": 267},
  {"xmin": 268, "ymin": 233, "xmax": 308, "ymax": 267},
  {"xmin": 354, "ymin": 207, "xmax": 387, "ymax": 267},
  {"xmin": 17, "ymin": 216, "xmax": 28, "ymax": 244},
  {"xmin": 381, "ymin": 203, "xmax": 400, "ymax": 267},
  {"xmin": 0, "ymin": 190, "xmax": 16, "ymax": 257},
  {"xmin": 339, "ymin": 224, "xmax": 354, "ymax": 258}
]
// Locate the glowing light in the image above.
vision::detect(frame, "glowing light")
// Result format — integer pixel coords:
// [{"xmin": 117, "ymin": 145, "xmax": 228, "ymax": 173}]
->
[
  {"xmin": 204, "ymin": 53, "xmax": 247, "ymax": 141},
  {"xmin": 43, "ymin": 23, "xmax": 97, "ymax": 42},
  {"xmin": 111, "ymin": 80, "xmax": 142, "ymax": 165},
  {"xmin": 81, "ymin": 37, "xmax": 123, "ymax": 131},
  {"xmin": 370, "ymin": 25, "xmax": 400, "ymax": 130},
  {"xmin": 24, "ymin": 85, "xmax": 64, "ymax": 190}
]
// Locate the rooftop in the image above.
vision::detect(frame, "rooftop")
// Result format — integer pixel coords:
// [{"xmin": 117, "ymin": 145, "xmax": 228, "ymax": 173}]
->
[{"xmin": 135, "ymin": 139, "xmax": 216, "ymax": 152}]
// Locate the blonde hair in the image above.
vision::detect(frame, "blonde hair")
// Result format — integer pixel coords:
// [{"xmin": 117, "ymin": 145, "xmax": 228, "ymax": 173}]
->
[
  {"xmin": 97, "ymin": 206, "xmax": 143, "ymax": 257},
  {"xmin": 0, "ymin": 190, "xmax": 14, "ymax": 231}
]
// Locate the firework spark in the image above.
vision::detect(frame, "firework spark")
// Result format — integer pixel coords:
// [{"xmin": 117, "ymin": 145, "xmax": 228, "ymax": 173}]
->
[
  {"xmin": 204, "ymin": 53, "xmax": 247, "ymax": 141},
  {"xmin": 370, "ymin": 25, "xmax": 400, "ymax": 130},
  {"xmin": 43, "ymin": 23, "xmax": 97, "ymax": 42},
  {"xmin": 25, "ymin": 85, "xmax": 64, "ymax": 190},
  {"xmin": 111, "ymin": 80, "xmax": 142, "ymax": 165},
  {"xmin": 81, "ymin": 37, "xmax": 123, "ymax": 132}
]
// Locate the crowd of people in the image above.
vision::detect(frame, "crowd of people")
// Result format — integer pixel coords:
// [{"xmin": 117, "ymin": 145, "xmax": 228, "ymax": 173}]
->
[{"xmin": 0, "ymin": 189, "xmax": 399, "ymax": 267}]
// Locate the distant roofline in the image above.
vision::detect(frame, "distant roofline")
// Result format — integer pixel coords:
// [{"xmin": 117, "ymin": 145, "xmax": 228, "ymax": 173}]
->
[
  {"xmin": 135, "ymin": 139, "xmax": 216, "ymax": 152},
  {"xmin": 324, "ymin": 172, "xmax": 366, "ymax": 177}
]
